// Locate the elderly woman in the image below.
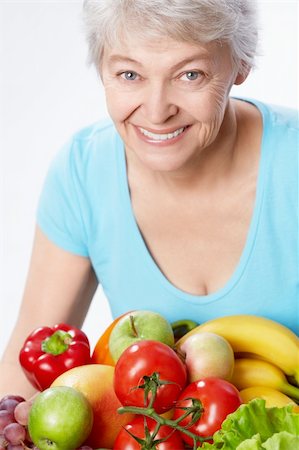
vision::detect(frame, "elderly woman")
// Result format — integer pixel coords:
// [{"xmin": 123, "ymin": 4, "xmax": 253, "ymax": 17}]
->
[{"xmin": 0, "ymin": 0, "xmax": 297, "ymax": 398}]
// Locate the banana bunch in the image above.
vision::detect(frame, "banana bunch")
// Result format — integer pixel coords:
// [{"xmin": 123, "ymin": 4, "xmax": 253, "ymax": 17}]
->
[
  {"xmin": 231, "ymin": 357, "xmax": 299, "ymax": 406},
  {"xmin": 176, "ymin": 314, "xmax": 299, "ymax": 407}
]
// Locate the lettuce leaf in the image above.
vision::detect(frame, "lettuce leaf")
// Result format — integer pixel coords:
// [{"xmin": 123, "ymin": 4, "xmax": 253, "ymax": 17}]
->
[
  {"xmin": 236, "ymin": 432, "xmax": 299, "ymax": 450},
  {"xmin": 200, "ymin": 398, "xmax": 299, "ymax": 450},
  {"xmin": 262, "ymin": 431, "xmax": 299, "ymax": 449}
]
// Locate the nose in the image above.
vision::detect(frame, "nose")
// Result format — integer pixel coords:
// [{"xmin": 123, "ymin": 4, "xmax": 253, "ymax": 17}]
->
[{"xmin": 141, "ymin": 81, "xmax": 178, "ymax": 124}]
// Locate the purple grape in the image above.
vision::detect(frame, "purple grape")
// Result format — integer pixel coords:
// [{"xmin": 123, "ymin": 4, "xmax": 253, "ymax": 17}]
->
[
  {"xmin": 3, "ymin": 422, "xmax": 26, "ymax": 445},
  {"xmin": 0, "ymin": 396, "xmax": 25, "ymax": 405},
  {"xmin": 76, "ymin": 447, "xmax": 93, "ymax": 450},
  {"xmin": 0, "ymin": 409, "xmax": 15, "ymax": 433},
  {"xmin": 14, "ymin": 401, "xmax": 32, "ymax": 426},
  {"xmin": 0, "ymin": 399, "xmax": 20, "ymax": 414}
]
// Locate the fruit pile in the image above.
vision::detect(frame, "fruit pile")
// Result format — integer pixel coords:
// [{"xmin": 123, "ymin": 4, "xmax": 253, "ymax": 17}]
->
[{"xmin": 0, "ymin": 311, "xmax": 298, "ymax": 450}]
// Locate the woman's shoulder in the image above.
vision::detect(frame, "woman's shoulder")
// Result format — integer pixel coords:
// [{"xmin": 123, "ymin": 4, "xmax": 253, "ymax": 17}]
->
[
  {"xmin": 265, "ymin": 103, "xmax": 298, "ymax": 132},
  {"xmin": 249, "ymin": 98, "xmax": 298, "ymax": 133},
  {"xmin": 234, "ymin": 97, "xmax": 298, "ymax": 132}
]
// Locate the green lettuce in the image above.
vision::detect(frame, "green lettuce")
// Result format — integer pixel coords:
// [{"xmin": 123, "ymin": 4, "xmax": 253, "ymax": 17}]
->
[{"xmin": 200, "ymin": 398, "xmax": 299, "ymax": 450}]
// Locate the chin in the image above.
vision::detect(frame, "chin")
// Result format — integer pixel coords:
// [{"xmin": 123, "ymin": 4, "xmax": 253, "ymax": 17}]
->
[{"xmin": 138, "ymin": 152, "xmax": 192, "ymax": 173}]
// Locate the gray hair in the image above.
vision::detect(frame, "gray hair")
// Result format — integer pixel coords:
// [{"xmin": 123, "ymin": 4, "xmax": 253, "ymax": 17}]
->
[{"xmin": 82, "ymin": 0, "xmax": 258, "ymax": 75}]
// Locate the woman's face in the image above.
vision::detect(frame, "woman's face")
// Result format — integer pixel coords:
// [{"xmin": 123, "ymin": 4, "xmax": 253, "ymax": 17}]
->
[{"xmin": 101, "ymin": 36, "xmax": 246, "ymax": 172}]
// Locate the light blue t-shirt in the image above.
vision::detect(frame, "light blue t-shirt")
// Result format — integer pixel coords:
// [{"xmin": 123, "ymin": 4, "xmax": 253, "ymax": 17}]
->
[{"xmin": 37, "ymin": 98, "xmax": 299, "ymax": 334}]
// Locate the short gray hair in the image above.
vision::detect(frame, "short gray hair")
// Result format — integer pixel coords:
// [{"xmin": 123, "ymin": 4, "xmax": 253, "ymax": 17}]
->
[{"xmin": 82, "ymin": 0, "xmax": 258, "ymax": 74}]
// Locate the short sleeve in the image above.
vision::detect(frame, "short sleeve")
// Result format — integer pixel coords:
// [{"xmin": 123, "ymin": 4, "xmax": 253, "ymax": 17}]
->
[{"xmin": 36, "ymin": 139, "xmax": 89, "ymax": 257}]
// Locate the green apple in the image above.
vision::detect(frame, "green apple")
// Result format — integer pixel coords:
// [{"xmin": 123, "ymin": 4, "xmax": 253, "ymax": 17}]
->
[
  {"xmin": 28, "ymin": 386, "xmax": 93, "ymax": 450},
  {"xmin": 177, "ymin": 331, "xmax": 235, "ymax": 382},
  {"xmin": 109, "ymin": 310, "xmax": 175, "ymax": 362}
]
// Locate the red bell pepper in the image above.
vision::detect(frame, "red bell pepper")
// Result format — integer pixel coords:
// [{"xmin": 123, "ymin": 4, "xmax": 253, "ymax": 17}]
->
[{"xmin": 19, "ymin": 323, "xmax": 91, "ymax": 391}]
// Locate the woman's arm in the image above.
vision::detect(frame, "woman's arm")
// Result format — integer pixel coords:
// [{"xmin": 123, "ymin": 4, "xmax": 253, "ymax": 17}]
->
[{"xmin": 0, "ymin": 226, "xmax": 98, "ymax": 398}]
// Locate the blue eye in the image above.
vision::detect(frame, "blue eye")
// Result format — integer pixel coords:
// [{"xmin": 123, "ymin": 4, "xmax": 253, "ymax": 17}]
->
[
  {"xmin": 185, "ymin": 71, "xmax": 200, "ymax": 81},
  {"xmin": 121, "ymin": 71, "xmax": 138, "ymax": 81},
  {"xmin": 179, "ymin": 71, "xmax": 204, "ymax": 82}
]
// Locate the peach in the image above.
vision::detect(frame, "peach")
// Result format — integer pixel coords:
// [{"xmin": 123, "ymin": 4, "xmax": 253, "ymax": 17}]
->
[
  {"xmin": 51, "ymin": 364, "xmax": 134, "ymax": 449},
  {"xmin": 178, "ymin": 331, "xmax": 235, "ymax": 382}
]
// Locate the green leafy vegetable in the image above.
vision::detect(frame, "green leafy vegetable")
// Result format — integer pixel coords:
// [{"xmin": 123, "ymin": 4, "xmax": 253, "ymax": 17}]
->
[{"xmin": 200, "ymin": 398, "xmax": 299, "ymax": 450}]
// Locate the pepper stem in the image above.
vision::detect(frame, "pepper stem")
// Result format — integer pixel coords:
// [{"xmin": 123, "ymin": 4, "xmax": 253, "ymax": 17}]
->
[{"xmin": 41, "ymin": 330, "xmax": 72, "ymax": 355}]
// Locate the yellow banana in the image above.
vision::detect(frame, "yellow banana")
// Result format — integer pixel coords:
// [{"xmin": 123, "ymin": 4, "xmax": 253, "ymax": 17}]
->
[
  {"xmin": 240, "ymin": 386, "xmax": 296, "ymax": 408},
  {"xmin": 231, "ymin": 358, "xmax": 299, "ymax": 401},
  {"xmin": 176, "ymin": 315, "xmax": 299, "ymax": 383}
]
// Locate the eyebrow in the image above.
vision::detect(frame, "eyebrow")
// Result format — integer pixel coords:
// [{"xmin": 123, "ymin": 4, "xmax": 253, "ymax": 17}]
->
[
  {"xmin": 108, "ymin": 55, "xmax": 142, "ymax": 65},
  {"xmin": 108, "ymin": 53, "xmax": 212, "ymax": 70}
]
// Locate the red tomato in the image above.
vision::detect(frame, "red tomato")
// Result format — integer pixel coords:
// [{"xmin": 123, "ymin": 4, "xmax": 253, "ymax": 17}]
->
[
  {"xmin": 114, "ymin": 340, "xmax": 187, "ymax": 413},
  {"xmin": 173, "ymin": 377, "xmax": 242, "ymax": 447},
  {"xmin": 113, "ymin": 416, "xmax": 185, "ymax": 450}
]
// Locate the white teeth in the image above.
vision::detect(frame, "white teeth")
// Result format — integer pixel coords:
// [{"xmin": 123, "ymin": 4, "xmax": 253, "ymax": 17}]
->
[{"xmin": 139, "ymin": 126, "xmax": 185, "ymax": 140}]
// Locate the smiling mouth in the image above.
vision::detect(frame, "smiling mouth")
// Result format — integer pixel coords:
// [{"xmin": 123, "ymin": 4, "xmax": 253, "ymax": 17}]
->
[{"xmin": 138, "ymin": 126, "xmax": 188, "ymax": 141}]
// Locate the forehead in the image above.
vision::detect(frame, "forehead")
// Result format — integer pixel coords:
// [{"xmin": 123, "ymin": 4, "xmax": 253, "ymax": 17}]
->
[{"xmin": 102, "ymin": 35, "xmax": 229, "ymax": 68}]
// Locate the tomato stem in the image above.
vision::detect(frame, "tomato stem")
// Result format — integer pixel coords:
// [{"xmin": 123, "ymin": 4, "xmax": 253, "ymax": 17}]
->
[
  {"xmin": 150, "ymin": 420, "xmax": 161, "ymax": 441},
  {"xmin": 120, "ymin": 371, "xmax": 212, "ymax": 448},
  {"xmin": 117, "ymin": 405, "xmax": 211, "ymax": 444}
]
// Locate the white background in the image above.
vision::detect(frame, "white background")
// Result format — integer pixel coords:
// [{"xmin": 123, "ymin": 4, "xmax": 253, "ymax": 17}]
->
[{"xmin": 0, "ymin": 1, "xmax": 298, "ymax": 357}]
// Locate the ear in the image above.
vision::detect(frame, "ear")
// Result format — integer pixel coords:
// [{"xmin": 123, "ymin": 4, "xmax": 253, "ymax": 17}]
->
[
  {"xmin": 234, "ymin": 62, "xmax": 251, "ymax": 85},
  {"xmin": 234, "ymin": 72, "xmax": 249, "ymax": 85}
]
